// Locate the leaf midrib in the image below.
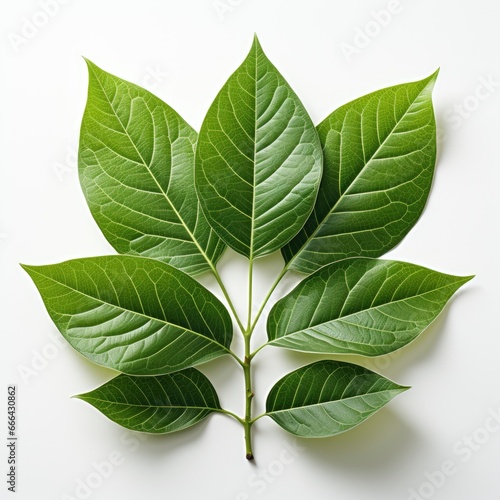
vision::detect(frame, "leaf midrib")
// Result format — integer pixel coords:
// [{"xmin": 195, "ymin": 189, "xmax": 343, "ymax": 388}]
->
[
  {"xmin": 79, "ymin": 397, "xmax": 220, "ymax": 412},
  {"xmin": 270, "ymin": 278, "xmax": 458, "ymax": 342},
  {"xmin": 249, "ymin": 39, "xmax": 258, "ymax": 260},
  {"xmin": 267, "ymin": 387, "xmax": 402, "ymax": 414},
  {"xmin": 287, "ymin": 81, "xmax": 432, "ymax": 267},
  {"xmin": 27, "ymin": 266, "xmax": 230, "ymax": 355},
  {"xmin": 88, "ymin": 64, "xmax": 214, "ymax": 269}
]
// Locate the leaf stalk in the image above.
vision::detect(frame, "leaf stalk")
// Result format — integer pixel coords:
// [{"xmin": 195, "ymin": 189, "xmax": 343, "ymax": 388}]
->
[{"xmin": 243, "ymin": 339, "xmax": 254, "ymax": 460}]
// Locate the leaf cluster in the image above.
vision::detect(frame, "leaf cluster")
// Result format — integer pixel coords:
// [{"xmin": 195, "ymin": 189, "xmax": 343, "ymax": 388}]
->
[{"xmin": 23, "ymin": 36, "xmax": 472, "ymax": 459}]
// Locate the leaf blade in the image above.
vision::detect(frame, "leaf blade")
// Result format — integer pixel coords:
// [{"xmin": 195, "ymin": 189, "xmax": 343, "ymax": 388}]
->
[
  {"xmin": 22, "ymin": 256, "xmax": 233, "ymax": 375},
  {"xmin": 266, "ymin": 360, "xmax": 408, "ymax": 437},
  {"xmin": 282, "ymin": 72, "xmax": 438, "ymax": 273},
  {"xmin": 75, "ymin": 369, "xmax": 221, "ymax": 434},
  {"xmin": 79, "ymin": 60, "xmax": 225, "ymax": 276},
  {"xmin": 268, "ymin": 258, "xmax": 472, "ymax": 356},
  {"xmin": 195, "ymin": 36, "xmax": 323, "ymax": 258}
]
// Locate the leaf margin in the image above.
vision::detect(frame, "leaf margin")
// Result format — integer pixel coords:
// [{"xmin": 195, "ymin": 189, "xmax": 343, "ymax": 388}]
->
[
  {"xmin": 74, "ymin": 368, "xmax": 222, "ymax": 434},
  {"xmin": 20, "ymin": 255, "xmax": 234, "ymax": 376},
  {"xmin": 267, "ymin": 257, "xmax": 473, "ymax": 357},
  {"xmin": 282, "ymin": 70, "xmax": 440, "ymax": 274},
  {"xmin": 79, "ymin": 58, "xmax": 226, "ymax": 277},
  {"xmin": 265, "ymin": 359, "xmax": 409, "ymax": 438}
]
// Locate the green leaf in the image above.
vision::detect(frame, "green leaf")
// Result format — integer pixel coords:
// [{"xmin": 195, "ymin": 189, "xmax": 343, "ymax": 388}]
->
[
  {"xmin": 21, "ymin": 256, "xmax": 233, "ymax": 375},
  {"xmin": 282, "ymin": 72, "xmax": 439, "ymax": 274},
  {"xmin": 195, "ymin": 36, "xmax": 323, "ymax": 258},
  {"xmin": 79, "ymin": 60, "xmax": 225, "ymax": 276},
  {"xmin": 268, "ymin": 258, "xmax": 472, "ymax": 356},
  {"xmin": 266, "ymin": 360, "xmax": 408, "ymax": 437},
  {"xmin": 75, "ymin": 368, "xmax": 221, "ymax": 434}
]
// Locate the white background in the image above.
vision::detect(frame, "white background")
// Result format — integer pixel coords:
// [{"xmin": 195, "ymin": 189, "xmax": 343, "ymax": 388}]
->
[{"xmin": 1, "ymin": 1, "xmax": 499, "ymax": 499}]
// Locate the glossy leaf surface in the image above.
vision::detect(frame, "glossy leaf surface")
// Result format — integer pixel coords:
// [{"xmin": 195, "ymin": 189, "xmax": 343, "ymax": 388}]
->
[
  {"xmin": 76, "ymin": 369, "xmax": 221, "ymax": 434},
  {"xmin": 79, "ymin": 60, "xmax": 225, "ymax": 276},
  {"xmin": 283, "ymin": 73, "xmax": 438, "ymax": 274},
  {"xmin": 195, "ymin": 36, "xmax": 322, "ymax": 258},
  {"xmin": 22, "ymin": 256, "xmax": 232, "ymax": 375},
  {"xmin": 268, "ymin": 258, "xmax": 472, "ymax": 355},
  {"xmin": 266, "ymin": 360, "xmax": 407, "ymax": 437}
]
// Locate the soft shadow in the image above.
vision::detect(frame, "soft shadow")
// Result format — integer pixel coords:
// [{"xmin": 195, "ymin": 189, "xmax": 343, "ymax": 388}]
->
[
  {"xmin": 199, "ymin": 355, "xmax": 241, "ymax": 393},
  {"xmin": 272, "ymin": 292, "xmax": 467, "ymax": 381},
  {"xmin": 374, "ymin": 288, "xmax": 472, "ymax": 378},
  {"xmin": 109, "ymin": 412, "xmax": 237, "ymax": 466},
  {"xmin": 129, "ymin": 418, "xmax": 213, "ymax": 458},
  {"xmin": 280, "ymin": 408, "xmax": 421, "ymax": 477},
  {"xmin": 68, "ymin": 347, "xmax": 119, "ymax": 383}
]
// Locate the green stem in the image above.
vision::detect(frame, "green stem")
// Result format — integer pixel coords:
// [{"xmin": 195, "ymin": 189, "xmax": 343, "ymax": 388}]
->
[
  {"xmin": 249, "ymin": 264, "xmax": 289, "ymax": 335},
  {"xmin": 216, "ymin": 408, "xmax": 244, "ymax": 424},
  {"xmin": 226, "ymin": 348, "xmax": 245, "ymax": 367},
  {"xmin": 243, "ymin": 256, "xmax": 255, "ymax": 459},
  {"xmin": 250, "ymin": 413, "xmax": 267, "ymax": 424},
  {"xmin": 243, "ymin": 334, "xmax": 254, "ymax": 460},
  {"xmin": 243, "ymin": 419, "xmax": 254, "ymax": 460},
  {"xmin": 246, "ymin": 257, "xmax": 254, "ymax": 332},
  {"xmin": 210, "ymin": 263, "xmax": 246, "ymax": 334},
  {"xmin": 209, "ymin": 257, "xmax": 291, "ymax": 459},
  {"xmin": 250, "ymin": 341, "xmax": 269, "ymax": 360},
  {"xmin": 243, "ymin": 264, "xmax": 292, "ymax": 458}
]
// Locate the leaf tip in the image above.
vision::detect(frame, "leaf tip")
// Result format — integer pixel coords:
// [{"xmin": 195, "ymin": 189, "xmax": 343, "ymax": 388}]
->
[
  {"xmin": 455, "ymin": 273, "xmax": 475, "ymax": 288},
  {"xmin": 424, "ymin": 68, "xmax": 440, "ymax": 90},
  {"xmin": 251, "ymin": 33, "xmax": 264, "ymax": 56},
  {"xmin": 392, "ymin": 385, "xmax": 410, "ymax": 398},
  {"xmin": 82, "ymin": 57, "xmax": 104, "ymax": 79},
  {"xmin": 19, "ymin": 262, "xmax": 36, "ymax": 276},
  {"xmin": 72, "ymin": 393, "xmax": 89, "ymax": 402},
  {"xmin": 82, "ymin": 56, "xmax": 95, "ymax": 69}
]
